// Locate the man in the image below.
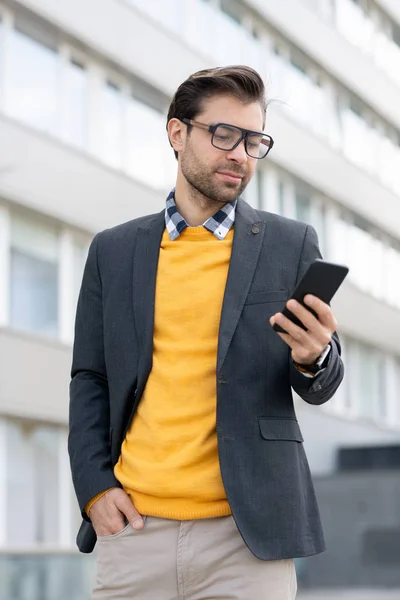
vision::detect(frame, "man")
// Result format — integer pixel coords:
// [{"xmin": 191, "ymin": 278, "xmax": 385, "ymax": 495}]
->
[{"xmin": 69, "ymin": 65, "xmax": 344, "ymax": 599}]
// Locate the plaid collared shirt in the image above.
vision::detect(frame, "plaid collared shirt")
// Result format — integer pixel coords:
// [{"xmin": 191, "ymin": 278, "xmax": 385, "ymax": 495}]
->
[{"xmin": 165, "ymin": 190, "xmax": 236, "ymax": 241}]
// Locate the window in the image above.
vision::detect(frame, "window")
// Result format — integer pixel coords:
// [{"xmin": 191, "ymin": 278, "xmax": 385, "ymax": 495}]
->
[
  {"xmin": 310, "ymin": 202, "xmax": 327, "ymax": 256},
  {"xmin": 4, "ymin": 27, "xmax": 58, "ymax": 135},
  {"xmin": 10, "ymin": 215, "xmax": 59, "ymax": 338},
  {"xmin": 220, "ymin": 0, "xmax": 242, "ymax": 24},
  {"xmin": 278, "ymin": 181, "xmax": 285, "ymax": 216},
  {"xmin": 6, "ymin": 421, "xmax": 60, "ymax": 545},
  {"xmin": 336, "ymin": 0, "xmax": 373, "ymax": 53},
  {"xmin": 73, "ymin": 240, "xmax": 89, "ymax": 312},
  {"xmin": 214, "ymin": 2, "xmax": 244, "ymax": 64},
  {"xmin": 256, "ymin": 170, "xmax": 264, "ymax": 210},
  {"xmin": 295, "ymin": 190, "xmax": 311, "ymax": 223},
  {"xmin": 384, "ymin": 246, "xmax": 400, "ymax": 309},
  {"xmin": 61, "ymin": 58, "xmax": 88, "ymax": 149},
  {"xmin": 358, "ymin": 345, "xmax": 382, "ymax": 420},
  {"xmin": 125, "ymin": 96, "xmax": 175, "ymax": 190},
  {"xmin": 346, "ymin": 340, "xmax": 388, "ymax": 422},
  {"xmin": 242, "ymin": 169, "xmax": 260, "ymax": 209},
  {"xmin": 393, "ymin": 22, "xmax": 400, "ymax": 48},
  {"xmin": 395, "ymin": 360, "xmax": 400, "ymax": 424},
  {"xmin": 100, "ymin": 80, "xmax": 124, "ymax": 169}
]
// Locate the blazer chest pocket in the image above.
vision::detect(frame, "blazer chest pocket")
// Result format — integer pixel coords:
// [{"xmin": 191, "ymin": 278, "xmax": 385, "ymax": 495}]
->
[
  {"xmin": 245, "ymin": 290, "xmax": 288, "ymax": 306},
  {"xmin": 258, "ymin": 417, "xmax": 304, "ymax": 443}
]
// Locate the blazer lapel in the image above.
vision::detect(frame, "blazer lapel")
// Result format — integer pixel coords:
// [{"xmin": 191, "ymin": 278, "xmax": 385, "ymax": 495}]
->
[
  {"xmin": 133, "ymin": 210, "xmax": 165, "ymax": 385},
  {"xmin": 217, "ymin": 199, "xmax": 266, "ymax": 372}
]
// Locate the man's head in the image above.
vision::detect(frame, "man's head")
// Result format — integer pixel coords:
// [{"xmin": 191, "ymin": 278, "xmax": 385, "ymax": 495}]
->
[{"xmin": 167, "ymin": 65, "xmax": 270, "ymax": 205}]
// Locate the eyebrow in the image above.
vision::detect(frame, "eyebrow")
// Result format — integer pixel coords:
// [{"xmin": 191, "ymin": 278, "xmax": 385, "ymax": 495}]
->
[{"xmin": 211, "ymin": 122, "xmax": 265, "ymax": 135}]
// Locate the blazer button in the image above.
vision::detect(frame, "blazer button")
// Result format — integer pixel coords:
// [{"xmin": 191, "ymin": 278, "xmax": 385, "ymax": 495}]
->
[{"xmin": 252, "ymin": 225, "xmax": 260, "ymax": 234}]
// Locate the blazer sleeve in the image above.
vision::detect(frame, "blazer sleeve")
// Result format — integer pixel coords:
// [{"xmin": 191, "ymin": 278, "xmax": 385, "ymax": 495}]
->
[
  {"xmin": 289, "ymin": 225, "xmax": 345, "ymax": 405},
  {"xmin": 68, "ymin": 233, "xmax": 121, "ymax": 521}
]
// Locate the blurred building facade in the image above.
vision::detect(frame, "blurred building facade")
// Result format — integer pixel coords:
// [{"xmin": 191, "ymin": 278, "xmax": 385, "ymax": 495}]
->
[{"xmin": 0, "ymin": 0, "xmax": 400, "ymax": 597}]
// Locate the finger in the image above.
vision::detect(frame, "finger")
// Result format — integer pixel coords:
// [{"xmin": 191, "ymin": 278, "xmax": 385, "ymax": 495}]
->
[
  {"xmin": 272, "ymin": 312, "xmax": 310, "ymax": 345},
  {"xmin": 286, "ymin": 300, "xmax": 319, "ymax": 332},
  {"xmin": 114, "ymin": 493, "xmax": 144, "ymax": 530},
  {"xmin": 304, "ymin": 296, "xmax": 338, "ymax": 330},
  {"xmin": 269, "ymin": 314, "xmax": 278, "ymax": 326},
  {"xmin": 98, "ymin": 516, "xmax": 126, "ymax": 536},
  {"xmin": 275, "ymin": 331, "xmax": 295, "ymax": 348}
]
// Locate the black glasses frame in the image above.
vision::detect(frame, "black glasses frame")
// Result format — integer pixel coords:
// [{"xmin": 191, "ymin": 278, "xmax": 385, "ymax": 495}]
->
[{"xmin": 182, "ymin": 118, "xmax": 274, "ymax": 159}]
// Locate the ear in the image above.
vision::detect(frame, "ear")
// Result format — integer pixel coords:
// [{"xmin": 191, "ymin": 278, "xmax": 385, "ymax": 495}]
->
[{"xmin": 168, "ymin": 118, "xmax": 186, "ymax": 155}]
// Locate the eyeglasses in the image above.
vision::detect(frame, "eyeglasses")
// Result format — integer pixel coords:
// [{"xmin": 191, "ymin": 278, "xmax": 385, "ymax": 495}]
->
[{"xmin": 182, "ymin": 118, "xmax": 274, "ymax": 159}]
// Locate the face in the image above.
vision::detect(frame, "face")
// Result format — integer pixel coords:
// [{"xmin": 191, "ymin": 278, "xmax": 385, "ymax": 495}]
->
[{"xmin": 174, "ymin": 95, "xmax": 264, "ymax": 205}]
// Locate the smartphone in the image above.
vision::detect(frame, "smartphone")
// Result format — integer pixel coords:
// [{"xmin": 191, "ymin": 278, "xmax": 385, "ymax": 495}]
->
[{"xmin": 272, "ymin": 259, "xmax": 349, "ymax": 334}]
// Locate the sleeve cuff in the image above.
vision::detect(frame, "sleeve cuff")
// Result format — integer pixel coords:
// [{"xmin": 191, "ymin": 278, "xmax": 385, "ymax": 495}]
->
[
  {"xmin": 316, "ymin": 344, "xmax": 331, "ymax": 367},
  {"xmin": 293, "ymin": 344, "xmax": 331, "ymax": 378},
  {"xmin": 85, "ymin": 488, "xmax": 114, "ymax": 516}
]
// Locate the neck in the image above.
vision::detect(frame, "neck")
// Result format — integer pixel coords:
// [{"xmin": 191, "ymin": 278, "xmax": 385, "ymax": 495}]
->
[{"xmin": 174, "ymin": 176, "xmax": 228, "ymax": 227}]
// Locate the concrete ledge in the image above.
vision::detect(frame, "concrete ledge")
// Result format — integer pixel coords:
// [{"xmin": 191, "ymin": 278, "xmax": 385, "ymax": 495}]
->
[
  {"xmin": 0, "ymin": 116, "xmax": 165, "ymax": 233},
  {"xmin": 0, "ymin": 327, "xmax": 71, "ymax": 424}
]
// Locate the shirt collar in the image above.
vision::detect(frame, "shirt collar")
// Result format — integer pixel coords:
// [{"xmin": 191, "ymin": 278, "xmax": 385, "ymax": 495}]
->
[{"xmin": 165, "ymin": 189, "xmax": 236, "ymax": 241}]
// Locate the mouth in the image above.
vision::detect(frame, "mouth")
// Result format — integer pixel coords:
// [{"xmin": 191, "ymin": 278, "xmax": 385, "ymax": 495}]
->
[{"xmin": 216, "ymin": 171, "xmax": 244, "ymax": 184}]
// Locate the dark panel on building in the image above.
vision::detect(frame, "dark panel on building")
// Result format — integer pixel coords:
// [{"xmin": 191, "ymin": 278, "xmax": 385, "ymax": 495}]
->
[{"xmin": 338, "ymin": 445, "xmax": 400, "ymax": 471}]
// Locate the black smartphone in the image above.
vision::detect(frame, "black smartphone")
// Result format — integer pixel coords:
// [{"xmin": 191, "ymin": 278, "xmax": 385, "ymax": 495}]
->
[{"xmin": 272, "ymin": 259, "xmax": 349, "ymax": 334}]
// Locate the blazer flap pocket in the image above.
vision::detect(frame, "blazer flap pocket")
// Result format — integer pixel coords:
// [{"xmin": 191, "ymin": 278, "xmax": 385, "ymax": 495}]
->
[
  {"xmin": 245, "ymin": 290, "xmax": 289, "ymax": 306},
  {"xmin": 258, "ymin": 418, "xmax": 304, "ymax": 442}
]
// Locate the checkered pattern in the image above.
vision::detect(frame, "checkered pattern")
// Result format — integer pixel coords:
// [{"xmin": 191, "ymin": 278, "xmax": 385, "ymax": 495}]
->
[{"xmin": 165, "ymin": 190, "xmax": 236, "ymax": 241}]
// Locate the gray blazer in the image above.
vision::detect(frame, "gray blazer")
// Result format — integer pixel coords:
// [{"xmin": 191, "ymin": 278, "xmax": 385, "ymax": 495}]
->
[{"xmin": 69, "ymin": 199, "xmax": 344, "ymax": 559}]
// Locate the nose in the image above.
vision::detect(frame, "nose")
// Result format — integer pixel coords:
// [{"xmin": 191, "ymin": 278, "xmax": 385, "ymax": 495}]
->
[{"xmin": 225, "ymin": 139, "xmax": 248, "ymax": 164}]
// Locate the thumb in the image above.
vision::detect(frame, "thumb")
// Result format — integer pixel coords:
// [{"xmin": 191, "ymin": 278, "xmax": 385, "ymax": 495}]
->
[{"xmin": 114, "ymin": 493, "xmax": 144, "ymax": 530}]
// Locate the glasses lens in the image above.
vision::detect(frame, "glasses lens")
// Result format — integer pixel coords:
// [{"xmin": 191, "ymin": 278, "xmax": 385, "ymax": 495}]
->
[
  {"xmin": 212, "ymin": 124, "xmax": 242, "ymax": 150},
  {"xmin": 246, "ymin": 134, "xmax": 272, "ymax": 159}
]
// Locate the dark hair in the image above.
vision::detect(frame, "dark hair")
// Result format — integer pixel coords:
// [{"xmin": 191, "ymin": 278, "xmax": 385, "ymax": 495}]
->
[{"xmin": 167, "ymin": 65, "xmax": 268, "ymax": 159}]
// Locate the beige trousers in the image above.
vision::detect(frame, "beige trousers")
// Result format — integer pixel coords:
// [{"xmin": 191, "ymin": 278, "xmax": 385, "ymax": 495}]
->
[{"xmin": 92, "ymin": 515, "xmax": 297, "ymax": 600}]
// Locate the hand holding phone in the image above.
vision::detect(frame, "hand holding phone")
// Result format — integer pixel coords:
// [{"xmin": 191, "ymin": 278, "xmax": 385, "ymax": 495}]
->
[{"xmin": 272, "ymin": 259, "xmax": 349, "ymax": 335}]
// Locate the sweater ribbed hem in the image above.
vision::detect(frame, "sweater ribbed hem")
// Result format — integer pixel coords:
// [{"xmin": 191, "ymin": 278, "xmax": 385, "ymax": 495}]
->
[{"xmin": 126, "ymin": 489, "xmax": 232, "ymax": 521}]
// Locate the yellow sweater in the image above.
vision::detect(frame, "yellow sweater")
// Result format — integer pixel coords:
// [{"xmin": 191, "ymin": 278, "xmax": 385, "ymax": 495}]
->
[{"xmin": 111, "ymin": 226, "xmax": 234, "ymax": 519}]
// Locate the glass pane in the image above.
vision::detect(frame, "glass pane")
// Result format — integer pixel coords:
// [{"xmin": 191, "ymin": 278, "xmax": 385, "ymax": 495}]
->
[
  {"xmin": 295, "ymin": 191, "xmax": 310, "ymax": 223},
  {"xmin": 187, "ymin": 0, "xmax": 216, "ymax": 53},
  {"xmin": 310, "ymin": 204, "xmax": 326, "ymax": 256},
  {"xmin": 73, "ymin": 241, "xmax": 89, "ymax": 311},
  {"xmin": 376, "ymin": 357, "xmax": 388, "ymax": 420},
  {"xmin": 33, "ymin": 427, "xmax": 60, "ymax": 543},
  {"xmin": 278, "ymin": 181, "xmax": 285, "ymax": 216},
  {"xmin": 356, "ymin": 344, "xmax": 385, "ymax": 421},
  {"xmin": 396, "ymin": 360, "xmax": 400, "ymax": 424},
  {"xmin": 336, "ymin": 0, "xmax": 374, "ymax": 53},
  {"xmin": 345, "ymin": 338, "xmax": 360, "ymax": 414},
  {"xmin": 6, "ymin": 422, "xmax": 61, "ymax": 546},
  {"xmin": 214, "ymin": 8, "xmax": 244, "ymax": 65},
  {"xmin": 10, "ymin": 216, "xmax": 59, "ymax": 337},
  {"xmin": 10, "ymin": 251, "xmax": 58, "ymax": 337},
  {"xmin": 100, "ymin": 81, "xmax": 123, "ymax": 169},
  {"xmin": 61, "ymin": 59, "xmax": 87, "ymax": 149},
  {"xmin": 283, "ymin": 64, "xmax": 316, "ymax": 129},
  {"xmin": 11, "ymin": 215, "xmax": 58, "ymax": 263},
  {"xmin": 4, "ymin": 28, "xmax": 58, "ymax": 135},
  {"xmin": 0, "ymin": 553, "xmax": 96, "ymax": 600},
  {"xmin": 6, "ymin": 421, "xmax": 37, "ymax": 546},
  {"xmin": 126, "ymin": 97, "xmax": 175, "ymax": 190}
]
